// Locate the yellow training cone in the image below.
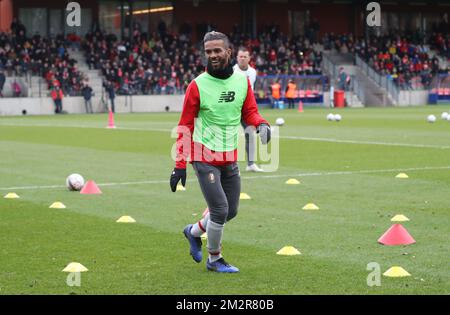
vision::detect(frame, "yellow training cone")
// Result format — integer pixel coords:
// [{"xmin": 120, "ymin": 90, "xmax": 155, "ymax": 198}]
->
[
  {"xmin": 240, "ymin": 193, "xmax": 251, "ymax": 200},
  {"xmin": 62, "ymin": 262, "xmax": 88, "ymax": 273},
  {"xmin": 49, "ymin": 202, "xmax": 66, "ymax": 209},
  {"xmin": 302, "ymin": 203, "xmax": 319, "ymax": 210},
  {"xmin": 176, "ymin": 184, "xmax": 186, "ymax": 191},
  {"xmin": 116, "ymin": 216, "xmax": 136, "ymax": 223},
  {"xmin": 201, "ymin": 232, "xmax": 207, "ymax": 241},
  {"xmin": 286, "ymin": 179, "xmax": 300, "ymax": 185},
  {"xmin": 396, "ymin": 173, "xmax": 409, "ymax": 179},
  {"xmin": 383, "ymin": 266, "xmax": 411, "ymax": 277},
  {"xmin": 277, "ymin": 246, "xmax": 301, "ymax": 256},
  {"xmin": 391, "ymin": 214, "xmax": 410, "ymax": 222},
  {"xmin": 4, "ymin": 192, "xmax": 20, "ymax": 199}
]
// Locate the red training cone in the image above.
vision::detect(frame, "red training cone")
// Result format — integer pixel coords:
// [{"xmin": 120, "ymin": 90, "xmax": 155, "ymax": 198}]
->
[
  {"xmin": 378, "ymin": 224, "xmax": 415, "ymax": 246},
  {"xmin": 80, "ymin": 180, "xmax": 102, "ymax": 194},
  {"xmin": 107, "ymin": 110, "xmax": 116, "ymax": 129},
  {"xmin": 298, "ymin": 101, "xmax": 303, "ymax": 112},
  {"xmin": 202, "ymin": 207, "xmax": 209, "ymax": 218}
]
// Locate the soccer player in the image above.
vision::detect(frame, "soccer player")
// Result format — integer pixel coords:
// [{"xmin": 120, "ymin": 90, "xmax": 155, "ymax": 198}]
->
[
  {"xmin": 170, "ymin": 31, "xmax": 271, "ymax": 273},
  {"xmin": 233, "ymin": 47, "xmax": 264, "ymax": 172}
]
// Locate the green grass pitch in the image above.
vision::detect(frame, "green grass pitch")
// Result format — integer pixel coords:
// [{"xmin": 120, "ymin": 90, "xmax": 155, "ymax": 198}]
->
[{"xmin": 0, "ymin": 105, "xmax": 449, "ymax": 294}]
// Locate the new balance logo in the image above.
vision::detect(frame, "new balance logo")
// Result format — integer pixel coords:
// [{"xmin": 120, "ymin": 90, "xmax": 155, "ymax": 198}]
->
[{"xmin": 218, "ymin": 91, "xmax": 235, "ymax": 103}]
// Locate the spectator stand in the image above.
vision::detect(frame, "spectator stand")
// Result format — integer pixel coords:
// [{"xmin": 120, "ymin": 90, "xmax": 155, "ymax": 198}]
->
[{"xmin": 0, "ymin": 29, "xmax": 86, "ymax": 98}]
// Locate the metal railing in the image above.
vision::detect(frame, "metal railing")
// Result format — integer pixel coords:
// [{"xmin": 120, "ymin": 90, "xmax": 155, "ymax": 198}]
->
[
  {"xmin": 355, "ymin": 55, "xmax": 399, "ymax": 104},
  {"xmin": 351, "ymin": 74, "xmax": 365, "ymax": 104},
  {"xmin": 322, "ymin": 52, "xmax": 339, "ymax": 79}
]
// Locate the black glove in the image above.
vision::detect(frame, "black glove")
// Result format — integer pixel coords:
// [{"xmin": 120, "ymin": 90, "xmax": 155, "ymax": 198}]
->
[
  {"xmin": 257, "ymin": 123, "xmax": 271, "ymax": 144},
  {"xmin": 170, "ymin": 168, "xmax": 186, "ymax": 192}
]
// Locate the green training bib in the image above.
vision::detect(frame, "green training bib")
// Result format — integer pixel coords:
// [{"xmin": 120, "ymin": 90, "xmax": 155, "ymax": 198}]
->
[{"xmin": 193, "ymin": 72, "xmax": 248, "ymax": 152}]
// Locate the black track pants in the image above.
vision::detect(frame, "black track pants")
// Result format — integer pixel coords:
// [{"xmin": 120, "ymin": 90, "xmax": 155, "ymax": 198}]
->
[{"xmin": 192, "ymin": 161, "xmax": 241, "ymax": 225}]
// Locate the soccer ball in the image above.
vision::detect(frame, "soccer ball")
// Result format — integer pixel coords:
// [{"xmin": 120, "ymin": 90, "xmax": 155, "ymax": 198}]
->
[
  {"xmin": 441, "ymin": 112, "xmax": 449, "ymax": 120},
  {"xmin": 334, "ymin": 114, "xmax": 342, "ymax": 122},
  {"xmin": 275, "ymin": 118, "xmax": 285, "ymax": 126},
  {"xmin": 427, "ymin": 115, "xmax": 436, "ymax": 123},
  {"xmin": 66, "ymin": 173, "xmax": 85, "ymax": 191},
  {"xmin": 327, "ymin": 113, "xmax": 335, "ymax": 121}
]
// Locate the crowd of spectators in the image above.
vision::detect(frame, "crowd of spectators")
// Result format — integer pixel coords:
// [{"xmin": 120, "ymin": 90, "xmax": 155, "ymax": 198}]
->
[
  {"xmin": 83, "ymin": 25, "xmax": 202, "ymax": 96},
  {"xmin": 429, "ymin": 32, "xmax": 449, "ymax": 59},
  {"xmin": 324, "ymin": 29, "xmax": 448, "ymax": 90},
  {"xmin": 0, "ymin": 18, "xmax": 85, "ymax": 97},
  {"xmin": 1, "ymin": 17, "xmax": 448, "ymax": 97},
  {"xmin": 357, "ymin": 33, "xmax": 447, "ymax": 89},
  {"xmin": 229, "ymin": 23, "xmax": 323, "ymax": 76},
  {"xmin": 82, "ymin": 22, "xmax": 324, "ymax": 96}
]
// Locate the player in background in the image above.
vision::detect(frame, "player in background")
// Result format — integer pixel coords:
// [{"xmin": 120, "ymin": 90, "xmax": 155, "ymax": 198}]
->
[{"xmin": 233, "ymin": 47, "xmax": 264, "ymax": 172}]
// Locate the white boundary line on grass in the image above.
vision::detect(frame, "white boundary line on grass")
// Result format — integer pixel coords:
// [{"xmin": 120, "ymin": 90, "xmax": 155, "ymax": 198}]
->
[
  {"xmin": 1, "ymin": 165, "xmax": 449, "ymax": 191},
  {"xmin": 1, "ymin": 122, "xmax": 450, "ymax": 149},
  {"xmin": 281, "ymin": 135, "xmax": 450, "ymax": 149}
]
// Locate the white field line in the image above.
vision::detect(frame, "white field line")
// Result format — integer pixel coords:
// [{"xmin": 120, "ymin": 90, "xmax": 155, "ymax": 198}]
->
[
  {"xmin": 1, "ymin": 165, "xmax": 449, "ymax": 191},
  {"xmin": 1, "ymin": 122, "xmax": 449, "ymax": 149},
  {"xmin": 281, "ymin": 135, "xmax": 450, "ymax": 149}
]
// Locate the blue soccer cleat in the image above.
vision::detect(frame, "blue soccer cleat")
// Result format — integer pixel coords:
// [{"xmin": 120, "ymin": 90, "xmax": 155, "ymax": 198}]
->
[
  {"xmin": 183, "ymin": 224, "xmax": 202, "ymax": 263},
  {"xmin": 206, "ymin": 258, "xmax": 239, "ymax": 273}
]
